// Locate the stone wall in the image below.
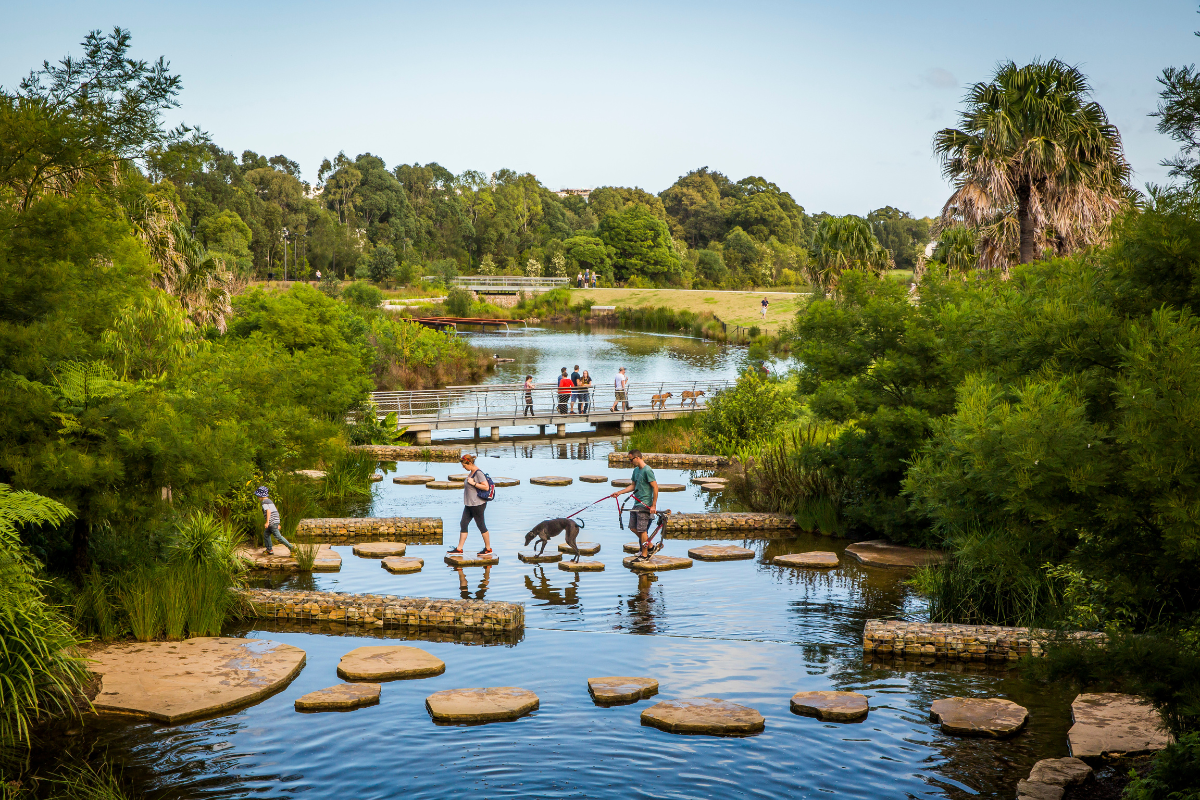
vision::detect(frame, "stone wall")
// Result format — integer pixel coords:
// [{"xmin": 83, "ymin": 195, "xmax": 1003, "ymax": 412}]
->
[
  {"xmin": 863, "ymin": 620, "xmax": 1105, "ymax": 662},
  {"xmin": 296, "ymin": 517, "xmax": 442, "ymax": 544},
  {"xmin": 350, "ymin": 444, "xmax": 462, "ymax": 462},
  {"xmin": 607, "ymin": 452, "xmax": 731, "ymax": 468},
  {"xmin": 243, "ymin": 589, "xmax": 523, "ymax": 633},
  {"xmin": 663, "ymin": 512, "xmax": 797, "ymax": 538}
]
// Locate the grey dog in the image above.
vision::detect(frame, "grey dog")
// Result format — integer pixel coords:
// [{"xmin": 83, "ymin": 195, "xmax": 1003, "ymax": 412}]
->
[{"xmin": 523, "ymin": 518, "xmax": 586, "ymax": 561}]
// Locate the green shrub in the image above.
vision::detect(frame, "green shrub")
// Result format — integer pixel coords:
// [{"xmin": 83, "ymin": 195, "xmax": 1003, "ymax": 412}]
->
[
  {"xmin": 342, "ymin": 280, "xmax": 384, "ymax": 308},
  {"xmin": 700, "ymin": 369, "xmax": 794, "ymax": 455},
  {"xmin": 1123, "ymin": 732, "xmax": 1200, "ymax": 799},
  {"xmin": 445, "ymin": 287, "xmax": 474, "ymax": 316},
  {"xmin": 170, "ymin": 511, "xmax": 243, "ymax": 574}
]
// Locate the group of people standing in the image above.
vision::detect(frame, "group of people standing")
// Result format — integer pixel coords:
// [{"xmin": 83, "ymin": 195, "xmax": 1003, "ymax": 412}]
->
[
  {"xmin": 522, "ymin": 367, "xmax": 594, "ymax": 416},
  {"xmin": 576, "ymin": 270, "xmax": 598, "ymax": 288}
]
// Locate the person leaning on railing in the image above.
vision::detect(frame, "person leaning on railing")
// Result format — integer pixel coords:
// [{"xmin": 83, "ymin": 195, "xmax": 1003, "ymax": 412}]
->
[{"xmin": 523, "ymin": 375, "xmax": 535, "ymax": 417}]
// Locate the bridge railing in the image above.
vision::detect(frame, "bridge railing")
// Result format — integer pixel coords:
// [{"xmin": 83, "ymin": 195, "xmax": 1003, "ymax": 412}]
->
[
  {"xmin": 443, "ymin": 276, "xmax": 572, "ymax": 291},
  {"xmin": 368, "ymin": 379, "xmax": 733, "ymax": 425}
]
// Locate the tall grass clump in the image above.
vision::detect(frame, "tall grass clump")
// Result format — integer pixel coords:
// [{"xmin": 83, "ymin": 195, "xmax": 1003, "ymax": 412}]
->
[
  {"xmin": 271, "ymin": 477, "xmax": 318, "ymax": 542},
  {"xmin": 291, "ymin": 543, "xmax": 320, "ymax": 572},
  {"xmin": 621, "ymin": 415, "xmax": 711, "ymax": 455},
  {"xmin": 322, "ymin": 450, "xmax": 376, "ymax": 503},
  {"xmin": 45, "ymin": 762, "xmax": 138, "ymax": 800}
]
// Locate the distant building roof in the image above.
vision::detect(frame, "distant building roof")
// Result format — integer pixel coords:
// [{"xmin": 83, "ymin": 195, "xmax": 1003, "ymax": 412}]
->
[{"xmin": 555, "ymin": 188, "xmax": 593, "ymax": 200}]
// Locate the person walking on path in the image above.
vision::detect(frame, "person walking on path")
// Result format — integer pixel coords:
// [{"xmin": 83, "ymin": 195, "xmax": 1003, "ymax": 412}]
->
[
  {"xmin": 523, "ymin": 375, "xmax": 536, "ymax": 417},
  {"xmin": 579, "ymin": 370, "xmax": 592, "ymax": 413},
  {"xmin": 557, "ymin": 368, "xmax": 573, "ymax": 414},
  {"xmin": 591, "ymin": 272, "xmax": 597, "ymax": 288},
  {"xmin": 448, "ymin": 454, "xmax": 493, "ymax": 557},
  {"xmin": 569, "ymin": 364, "xmax": 582, "ymax": 413},
  {"xmin": 760, "ymin": 297, "xmax": 769, "ymax": 319},
  {"xmin": 611, "ymin": 367, "xmax": 630, "ymax": 412},
  {"xmin": 255, "ymin": 486, "xmax": 292, "ymax": 555},
  {"xmin": 609, "ymin": 450, "xmax": 658, "ymax": 560}
]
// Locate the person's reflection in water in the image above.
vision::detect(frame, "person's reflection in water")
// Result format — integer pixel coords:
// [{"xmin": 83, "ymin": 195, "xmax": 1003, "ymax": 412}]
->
[
  {"xmin": 523, "ymin": 566, "xmax": 579, "ymax": 606},
  {"xmin": 454, "ymin": 565, "xmax": 491, "ymax": 600},
  {"xmin": 623, "ymin": 572, "xmax": 661, "ymax": 634}
]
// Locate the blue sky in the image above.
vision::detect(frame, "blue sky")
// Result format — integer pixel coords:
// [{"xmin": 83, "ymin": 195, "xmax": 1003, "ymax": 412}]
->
[{"xmin": 2, "ymin": 1, "xmax": 1196, "ymax": 216}]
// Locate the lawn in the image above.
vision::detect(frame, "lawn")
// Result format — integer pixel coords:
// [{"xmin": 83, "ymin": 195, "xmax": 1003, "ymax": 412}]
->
[{"xmin": 572, "ymin": 287, "xmax": 809, "ymax": 333}]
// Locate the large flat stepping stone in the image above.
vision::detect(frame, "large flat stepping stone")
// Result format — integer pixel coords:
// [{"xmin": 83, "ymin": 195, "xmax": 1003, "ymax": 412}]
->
[
  {"xmin": 559, "ymin": 560, "xmax": 604, "ymax": 572},
  {"xmin": 689, "ymin": 545, "xmax": 754, "ymax": 561},
  {"xmin": 445, "ymin": 552, "xmax": 499, "ymax": 567},
  {"xmin": 589, "ymin": 677, "xmax": 659, "ymax": 706},
  {"xmin": 1068, "ymin": 693, "xmax": 1173, "ymax": 758},
  {"xmin": 579, "ymin": 475, "xmax": 609, "ymax": 483},
  {"xmin": 558, "ymin": 541, "xmax": 601, "ymax": 555},
  {"xmin": 1025, "ymin": 758, "xmax": 1093, "ymax": 794},
  {"xmin": 641, "ymin": 698, "xmax": 764, "ymax": 735},
  {"xmin": 353, "ymin": 542, "xmax": 406, "ymax": 557},
  {"xmin": 337, "ymin": 645, "xmax": 445, "ymax": 681},
  {"xmin": 238, "ymin": 545, "xmax": 341, "ymax": 572},
  {"xmin": 657, "ymin": 483, "xmax": 686, "ymax": 492},
  {"xmin": 394, "ymin": 474, "xmax": 435, "ymax": 484},
  {"xmin": 611, "ymin": 478, "xmax": 632, "ymax": 487},
  {"xmin": 690, "ymin": 476, "xmax": 726, "ymax": 485},
  {"xmin": 293, "ymin": 469, "xmax": 327, "ymax": 479},
  {"xmin": 295, "ymin": 682, "xmax": 380, "ymax": 712},
  {"xmin": 425, "ymin": 480, "xmax": 464, "ymax": 490},
  {"xmin": 89, "ymin": 638, "xmax": 306, "ymax": 723},
  {"xmin": 381, "ymin": 556, "xmax": 424, "ymax": 573},
  {"xmin": 530, "ymin": 476, "xmax": 572, "ymax": 486},
  {"xmin": 790, "ymin": 691, "xmax": 869, "ymax": 722},
  {"xmin": 426, "ymin": 687, "xmax": 539, "ymax": 723},
  {"xmin": 518, "ymin": 549, "xmax": 561, "ymax": 563},
  {"xmin": 773, "ymin": 551, "xmax": 839, "ymax": 569},
  {"xmin": 930, "ymin": 697, "xmax": 1029, "ymax": 738},
  {"xmin": 623, "ymin": 555, "xmax": 692, "ymax": 572},
  {"xmin": 844, "ymin": 539, "xmax": 944, "ymax": 568},
  {"xmin": 492, "ymin": 477, "xmax": 520, "ymax": 487},
  {"xmin": 700, "ymin": 483, "xmax": 725, "ymax": 492}
]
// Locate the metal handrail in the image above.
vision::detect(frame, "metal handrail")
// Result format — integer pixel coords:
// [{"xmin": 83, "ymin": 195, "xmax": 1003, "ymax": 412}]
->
[{"xmin": 448, "ymin": 276, "xmax": 571, "ymax": 289}]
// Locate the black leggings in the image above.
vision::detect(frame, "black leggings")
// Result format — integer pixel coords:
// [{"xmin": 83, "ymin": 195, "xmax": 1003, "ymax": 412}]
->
[{"xmin": 460, "ymin": 504, "xmax": 488, "ymax": 533}]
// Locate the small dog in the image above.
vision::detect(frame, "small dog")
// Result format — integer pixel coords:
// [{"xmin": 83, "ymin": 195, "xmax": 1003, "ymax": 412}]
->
[
  {"xmin": 524, "ymin": 517, "xmax": 586, "ymax": 561},
  {"xmin": 650, "ymin": 392, "xmax": 673, "ymax": 410},
  {"xmin": 680, "ymin": 390, "xmax": 705, "ymax": 408}
]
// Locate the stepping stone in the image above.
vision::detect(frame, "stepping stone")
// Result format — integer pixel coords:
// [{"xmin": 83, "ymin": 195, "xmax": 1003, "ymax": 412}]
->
[
  {"xmin": 237, "ymin": 545, "xmax": 342, "ymax": 572},
  {"xmin": 445, "ymin": 552, "xmax": 499, "ymax": 567},
  {"xmin": 844, "ymin": 539, "xmax": 945, "ymax": 568},
  {"xmin": 623, "ymin": 541, "xmax": 643, "ymax": 554},
  {"xmin": 688, "ymin": 545, "xmax": 754, "ymax": 561},
  {"xmin": 611, "ymin": 478, "xmax": 632, "ymax": 487},
  {"xmin": 381, "ymin": 556, "xmax": 424, "ymax": 574},
  {"xmin": 641, "ymin": 698, "xmax": 764, "ymax": 735},
  {"xmin": 1068, "ymin": 693, "xmax": 1173, "ymax": 758},
  {"xmin": 1016, "ymin": 782, "xmax": 1065, "ymax": 800},
  {"xmin": 589, "ymin": 677, "xmax": 659, "ymax": 706},
  {"xmin": 579, "ymin": 475, "xmax": 610, "ymax": 483},
  {"xmin": 657, "ymin": 483, "xmax": 686, "ymax": 492},
  {"xmin": 394, "ymin": 474, "xmax": 435, "ymax": 484},
  {"xmin": 425, "ymin": 480, "xmax": 464, "ymax": 490},
  {"xmin": 89, "ymin": 638, "xmax": 306, "ymax": 723},
  {"xmin": 293, "ymin": 469, "xmax": 326, "ymax": 479},
  {"xmin": 337, "ymin": 645, "xmax": 445, "ymax": 681},
  {"xmin": 558, "ymin": 541, "xmax": 601, "ymax": 555},
  {"xmin": 623, "ymin": 555, "xmax": 692, "ymax": 572},
  {"xmin": 295, "ymin": 682, "xmax": 380, "ymax": 712},
  {"xmin": 929, "ymin": 697, "xmax": 1029, "ymax": 738},
  {"xmin": 700, "ymin": 483, "xmax": 725, "ymax": 492},
  {"xmin": 353, "ymin": 542, "xmax": 406, "ymax": 558},
  {"xmin": 530, "ymin": 476, "xmax": 572, "ymax": 486},
  {"xmin": 773, "ymin": 551, "xmax": 839, "ymax": 569},
  {"xmin": 492, "ymin": 477, "xmax": 520, "ymax": 487},
  {"xmin": 518, "ymin": 550, "xmax": 561, "ymax": 563},
  {"xmin": 1024, "ymin": 758, "xmax": 1093, "ymax": 796},
  {"xmin": 790, "ymin": 691, "xmax": 869, "ymax": 722},
  {"xmin": 690, "ymin": 476, "xmax": 726, "ymax": 485},
  {"xmin": 371, "ymin": 474, "xmax": 383, "ymax": 482},
  {"xmin": 448, "ymin": 472, "xmax": 470, "ymax": 480},
  {"xmin": 425, "ymin": 687, "xmax": 539, "ymax": 723},
  {"xmin": 559, "ymin": 560, "xmax": 604, "ymax": 572}
]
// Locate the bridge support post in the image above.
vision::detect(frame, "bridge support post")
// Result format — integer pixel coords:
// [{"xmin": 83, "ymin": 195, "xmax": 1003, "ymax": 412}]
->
[
  {"xmin": 556, "ymin": 423, "xmax": 567, "ymax": 438},
  {"xmin": 490, "ymin": 426, "xmax": 500, "ymax": 441},
  {"xmin": 540, "ymin": 425, "xmax": 547, "ymax": 436},
  {"xmin": 414, "ymin": 429, "xmax": 432, "ymax": 445},
  {"xmin": 619, "ymin": 420, "xmax": 635, "ymax": 435}
]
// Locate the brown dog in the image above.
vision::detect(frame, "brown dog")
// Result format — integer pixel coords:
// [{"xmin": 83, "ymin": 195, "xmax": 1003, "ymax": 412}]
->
[
  {"xmin": 680, "ymin": 390, "xmax": 705, "ymax": 407},
  {"xmin": 650, "ymin": 392, "xmax": 673, "ymax": 410}
]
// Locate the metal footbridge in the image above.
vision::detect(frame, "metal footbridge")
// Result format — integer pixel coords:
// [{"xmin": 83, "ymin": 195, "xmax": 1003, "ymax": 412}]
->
[{"xmin": 368, "ymin": 379, "xmax": 732, "ymax": 442}]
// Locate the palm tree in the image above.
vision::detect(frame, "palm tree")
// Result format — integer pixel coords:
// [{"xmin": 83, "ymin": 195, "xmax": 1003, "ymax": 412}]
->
[
  {"xmin": 809, "ymin": 215, "xmax": 892, "ymax": 290},
  {"xmin": 934, "ymin": 59, "xmax": 1133, "ymax": 270}
]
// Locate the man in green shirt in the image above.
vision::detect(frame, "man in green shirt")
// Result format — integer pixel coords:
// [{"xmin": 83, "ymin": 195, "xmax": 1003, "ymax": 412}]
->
[{"xmin": 609, "ymin": 450, "xmax": 658, "ymax": 559}]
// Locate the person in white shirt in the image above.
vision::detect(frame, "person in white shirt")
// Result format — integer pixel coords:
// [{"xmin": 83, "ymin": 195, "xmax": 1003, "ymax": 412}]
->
[{"xmin": 610, "ymin": 367, "xmax": 630, "ymax": 412}]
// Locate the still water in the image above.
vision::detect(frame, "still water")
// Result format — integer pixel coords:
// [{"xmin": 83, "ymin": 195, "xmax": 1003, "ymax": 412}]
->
[{"xmin": 62, "ymin": 329, "xmax": 1074, "ymax": 799}]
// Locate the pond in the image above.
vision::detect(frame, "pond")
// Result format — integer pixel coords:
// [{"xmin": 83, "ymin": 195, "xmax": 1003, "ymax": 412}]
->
[{"xmin": 62, "ymin": 329, "xmax": 1077, "ymax": 799}]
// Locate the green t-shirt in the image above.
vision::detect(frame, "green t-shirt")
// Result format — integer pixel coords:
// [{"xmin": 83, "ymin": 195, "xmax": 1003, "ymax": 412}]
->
[{"xmin": 632, "ymin": 465, "xmax": 657, "ymax": 508}]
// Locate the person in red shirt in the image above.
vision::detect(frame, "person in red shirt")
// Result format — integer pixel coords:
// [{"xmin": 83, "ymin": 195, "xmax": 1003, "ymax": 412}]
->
[{"xmin": 557, "ymin": 368, "xmax": 573, "ymax": 414}]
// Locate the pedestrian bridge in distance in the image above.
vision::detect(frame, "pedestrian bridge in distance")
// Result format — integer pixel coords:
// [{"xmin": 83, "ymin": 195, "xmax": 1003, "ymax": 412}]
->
[{"xmin": 368, "ymin": 380, "xmax": 733, "ymax": 443}]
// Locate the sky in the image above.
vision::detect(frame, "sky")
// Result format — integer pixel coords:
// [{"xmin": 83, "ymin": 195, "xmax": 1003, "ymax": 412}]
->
[{"xmin": 2, "ymin": 0, "xmax": 1197, "ymax": 217}]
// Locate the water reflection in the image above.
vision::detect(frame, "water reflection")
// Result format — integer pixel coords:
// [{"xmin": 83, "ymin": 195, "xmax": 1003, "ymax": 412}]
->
[
  {"xmin": 524, "ymin": 565, "xmax": 579, "ymax": 607},
  {"xmin": 453, "ymin": 564, "xmax": 492, "ymax": 599}
]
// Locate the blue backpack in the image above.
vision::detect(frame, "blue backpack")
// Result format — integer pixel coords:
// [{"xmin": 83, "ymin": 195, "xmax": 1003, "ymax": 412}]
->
[{"xmin": 475, "ymin": 471, "xmax": 496, "ymax": 501}]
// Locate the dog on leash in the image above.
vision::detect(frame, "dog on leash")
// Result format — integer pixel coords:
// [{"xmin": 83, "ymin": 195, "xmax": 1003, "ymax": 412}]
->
[
  {"xmin": 680, "ymin": 390, "xmax": 705, "ymax": 408},
  {"xmin": 650, "ymin": 392, "xmax": 673, "ymax": 410},
  {"xmin": 524, "ymin": 518, "xmax": 586, "ymax": 561}
]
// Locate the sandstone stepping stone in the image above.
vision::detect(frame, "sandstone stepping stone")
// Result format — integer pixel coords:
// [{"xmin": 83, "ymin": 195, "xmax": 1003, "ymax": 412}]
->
[
  {"xmin": 426, "ymin": 687, "xmax": 539, "ymax": 723},
  {"xmin": 425, "ymin": 480, "xmax": 464, "ymax": 489},
  {"xmin": 394, "ymin": 474, "xmax": 435, "ymax": 484},
  {"xmin": 1068, "ymin": 693, "xmax": 1173, "ymax": 758},
  {"xmin": 89, "ymin": 638, "xmax": 306, "ymax": 723},
  {"xmin": 558, "ymin": 541, "xmax": 601, "ymax": 556},
  {"xmin": 295, "ymin": 682, "xmax": 380, "ymax": 712},
  {"xmin": 623, "ymin": 541, "xmax": 642, "ymax": 554},
  {"xmin": 518, "ymin": 549, "xmax": 561, "ymax": 563},
  {"xmin": 293, "ymin": 469, "xmax": 327, "ymax": 479},
  {"xmin": 353, "ymin": 542, "xmax": 406, "ymax": 557},
  {"xmin": 530, "ymin": 476, "xmax": 572, "ymax": 486},
  {"xmin": 337, "ymin": 645, "xmax": 445, "ymax": 681},
  {"xmin": 1016, "ymin": 782, "xmax": 1065, "ymax": 800},
  {"xmin": 623, "ymin": 555, "xmax": 692, "ymax": 572},
  {"xmin": 559, "ymin": 560, "xmax": 604, "ymax": 572},
  {"xmin": 790, "ymin": 691, "xmax": 869, "ymax": 722},
  {"xmin": 657, "ymin": 483, "xmax": 686, "ymax": 492},
  {"xmin": 773, "ymin": 551, "xmax": 839, "ymax": 569},
  {"xmin": 448, "ymin": 472, "xmax": 470, "ymax": 480},
  {"xmin": 371, "ymin": 474, "xmax": 383, "ymax": 482},
  {"xmin": 445, "ymin": 552, "xmax": 499, "ymax": 567},
  {"xmin": 589, "ymin": 677, "xmax": 659, "ymax": 706},
  {"xmin": 381, "ymin": 556, "xmax": 424, "ymax": 574},
  {"xmin": 579, "ymin": 475, "xmax": 610, "ymax": 483},
  {"xmin": 237, "ymin": 545, "xmax": 341, "ymax": 572},
  {"xmin": 641, "ymin": 698, "xmax": 764, "ymax": 735},
  {"xmin": 688, "ymin": 545, "xmax": 754, "ymax": 561},
  {"xmin": 701, "ymin": 483, "xmax": 725, "ymax": 492},
  {"xmin": 929, "ymin": 697, "xmax": 1029, "ymax": 738},
  {"xmin": 1017, "ymin": 757, "xmax": 1093, "ymax": 800},
  {"xmin": 844, "ymin": 539, "xmax": 945, "ymax": 569},
  {"xmin": 611, "ymin": 478, "xmax": 632, "ymax": 487},
  {"xmin": 492, "ymin": 477, "xmax": 520, "ymax": 487},
  {"xmin": 690, "ymin": 476, "xmax": 726, "ymax": 485}
]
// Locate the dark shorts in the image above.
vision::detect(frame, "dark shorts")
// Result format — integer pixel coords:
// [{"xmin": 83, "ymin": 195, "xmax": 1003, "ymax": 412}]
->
[{"xmin": 629, "ymin": 509, "xmax": 652, "ymax": 534}]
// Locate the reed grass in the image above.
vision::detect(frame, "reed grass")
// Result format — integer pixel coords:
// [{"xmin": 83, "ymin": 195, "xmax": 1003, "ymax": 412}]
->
[
  {"xmin": 47, "ymin": 762, "xmax": 136, "ymax": 800},
  {"xmin": 291, "ymin": 543, "xmax": 320, "ymax": 572},
  {"xmin": 322, "ymin": 451, "xmax": 377, "ymax": 502},
  {"xmin": 621, "ymin": 415, "xmax": 712, "ymax": 455},
  {"xmin": 272, "ymin": 477, "xmax": 317, "ymax": 542}
]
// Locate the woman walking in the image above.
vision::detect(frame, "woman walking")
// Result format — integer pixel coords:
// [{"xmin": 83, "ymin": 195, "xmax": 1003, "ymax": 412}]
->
[
  {"xmin": 449, "ymin": 454, "xmax": 492, "ymax": 557},
  {"xmin": 579, "ymin": 370, "xmax": 593, "ymax": 414},
  {"xmin": 523, "ymin": 375, "xmax": 535, "ymax": 416}
]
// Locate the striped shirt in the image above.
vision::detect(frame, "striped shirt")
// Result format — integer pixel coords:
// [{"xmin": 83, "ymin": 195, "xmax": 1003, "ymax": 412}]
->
[{"xmin": 262, "ymin": 499, "xmax": 280, "ymax": 526}]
